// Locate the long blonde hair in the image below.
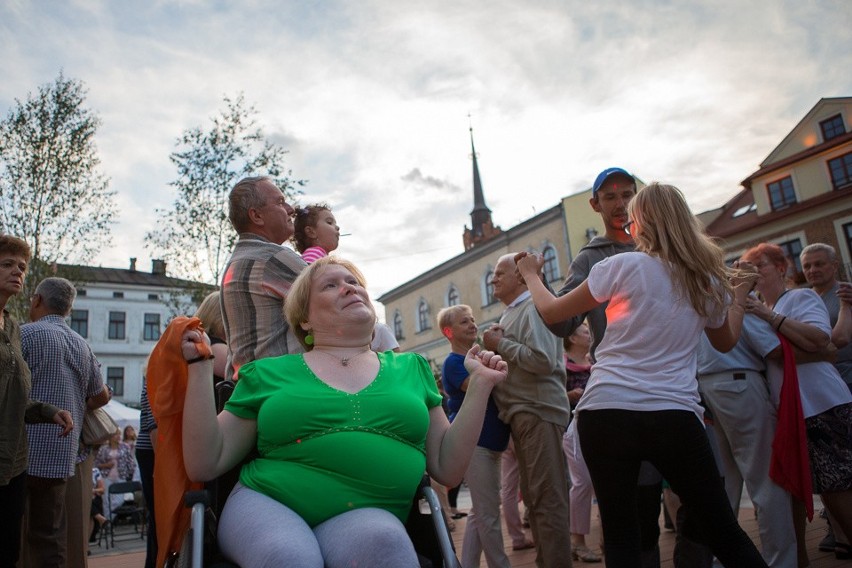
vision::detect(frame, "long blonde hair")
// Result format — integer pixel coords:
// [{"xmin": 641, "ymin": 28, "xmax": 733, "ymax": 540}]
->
[{"xmin": 629, "ymin": 183, "xmax": 732, "ymax": 317}]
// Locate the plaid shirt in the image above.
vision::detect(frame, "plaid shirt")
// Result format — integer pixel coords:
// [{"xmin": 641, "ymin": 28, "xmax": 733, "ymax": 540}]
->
[
  {"xmin": 22, "ymin": 314, "xmax": 104, "ymax": 478},
  {"xmin": 221, "ymin": 233, "xmax": 306, "ymax": 380}
]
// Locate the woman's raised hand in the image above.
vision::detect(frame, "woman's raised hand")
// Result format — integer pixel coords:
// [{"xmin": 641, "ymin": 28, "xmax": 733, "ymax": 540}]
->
[
  {"xmin": 514, "ymin": 251, "xmax": 544, "ymax": 283},
  {"xmin": 181, "ymin": 328, "xmax": 211, "ymax": 362},
  {"xmin": 464, "ymin": 344, "xmax": 508, "ymax": 387}
]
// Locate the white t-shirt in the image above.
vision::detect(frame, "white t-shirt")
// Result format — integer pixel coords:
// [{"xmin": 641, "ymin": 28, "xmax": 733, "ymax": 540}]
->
[
  {"xmin": 766, "ymin": 288, "xmax": 852, "ymax": 418},
  {"xmin": 575, "ymin": 252, "xmax": 726, "ymax": 421}
]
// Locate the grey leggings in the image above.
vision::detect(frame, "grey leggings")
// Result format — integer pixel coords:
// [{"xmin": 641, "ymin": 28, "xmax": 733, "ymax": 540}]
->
[{"xmin": 217, "ymin": 483, "xmax": 419, "ymax": 568}]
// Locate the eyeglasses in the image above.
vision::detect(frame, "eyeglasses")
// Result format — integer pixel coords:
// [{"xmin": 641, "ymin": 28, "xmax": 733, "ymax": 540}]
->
[{"xmin": 623, "ymin": 220, "xmax": 634, "ymax": 236}]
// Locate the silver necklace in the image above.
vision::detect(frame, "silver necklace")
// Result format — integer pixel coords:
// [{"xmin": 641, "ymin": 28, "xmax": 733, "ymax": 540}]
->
[{"xmin": 313, "ymin": 348, "xmax": 370, "ymax": 367}]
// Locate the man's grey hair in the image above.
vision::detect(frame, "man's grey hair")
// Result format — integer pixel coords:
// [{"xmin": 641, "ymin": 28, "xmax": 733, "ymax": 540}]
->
[
  {"xmin": 228, "ymin": 176, "xmax": 274, "ymax": 233},
  {"xmin": 35, "ymin": 277, "xmax": 77, "ymax": 316},
  {"xmin": 800, "ymin": 243, "xmax": 837, "ymax": 263}
]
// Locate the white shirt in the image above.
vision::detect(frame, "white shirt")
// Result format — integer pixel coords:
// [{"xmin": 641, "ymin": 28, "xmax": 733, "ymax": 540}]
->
[
  {"xmin": 576, "ymin": 253, "xmax": 726, "ymax": 421},
  {"xmin": 766, "ymin": 288, "xmax": 852, "ymax": 418}
]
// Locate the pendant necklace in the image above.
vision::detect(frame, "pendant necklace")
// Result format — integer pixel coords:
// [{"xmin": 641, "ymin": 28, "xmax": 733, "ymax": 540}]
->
[{"xmin": 313, "ymin": 348, "xmax": 370, "ymax": 367}]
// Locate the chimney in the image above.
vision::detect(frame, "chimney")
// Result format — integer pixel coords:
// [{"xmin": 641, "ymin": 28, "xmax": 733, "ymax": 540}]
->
[
  {"xmin": 129, "ymin": 257, "xmax": 137, "ymax": 271},
  {"xmin": 151, "ymin": 259, "xmax": 167, "ymax": 275}
]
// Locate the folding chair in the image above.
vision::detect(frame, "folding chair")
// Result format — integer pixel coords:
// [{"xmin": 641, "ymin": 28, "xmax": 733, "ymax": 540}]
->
[{"xmin": 102, "ymin": 480, "xmax": 145, "ymax": 549}]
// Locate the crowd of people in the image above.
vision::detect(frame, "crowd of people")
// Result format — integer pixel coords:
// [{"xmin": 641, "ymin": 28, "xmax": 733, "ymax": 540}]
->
[{"xmin": 2, "ymin": 168, "xmax": 851, "ymax": 568}]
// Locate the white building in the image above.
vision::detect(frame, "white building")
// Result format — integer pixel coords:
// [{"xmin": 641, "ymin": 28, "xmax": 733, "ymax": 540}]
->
[{"xmin": 63, "ymin": 258, "xmax": 209, "ymax": 407}]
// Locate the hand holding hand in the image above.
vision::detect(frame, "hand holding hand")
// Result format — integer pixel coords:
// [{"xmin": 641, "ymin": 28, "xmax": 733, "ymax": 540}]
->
[
  {"xmin": 482, "ymin": 325, "xmax": 504, "ymax": 351},
  {"xmin": 52, "ymin": 410, "xmax": 74, "ymax": 437},
  {"xmin": 730, "ymin": 267, "xmax": 758, "ymax": 300},
  {"xmin": 464, "ymin": 344, "xmax": 508, "ymax": 388},
  {"xmin": 514, "ymin": 252, "xmax": 544, "ymax": 283}
]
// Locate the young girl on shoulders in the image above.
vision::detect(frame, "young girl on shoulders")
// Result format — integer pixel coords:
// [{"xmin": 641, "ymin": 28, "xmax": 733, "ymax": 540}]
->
[{"xmin": 293, "ymin": 203, "xmax": 340, "ymax": 264}]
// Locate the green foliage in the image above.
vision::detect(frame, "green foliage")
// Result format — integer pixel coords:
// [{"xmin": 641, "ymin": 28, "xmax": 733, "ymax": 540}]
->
[
  {"xmin": 145, "ymin": 94, "xmax": 305, "ymax": 285},
  {"xmin": 0, "ymin": 72, "xmax": 117, "ymax": 320}
]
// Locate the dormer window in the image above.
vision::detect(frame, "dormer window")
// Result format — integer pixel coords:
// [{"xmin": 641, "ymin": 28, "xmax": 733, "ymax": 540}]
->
[{"xmin": 820, "ymin": 114, "xmax": 846, "ymax": 142}]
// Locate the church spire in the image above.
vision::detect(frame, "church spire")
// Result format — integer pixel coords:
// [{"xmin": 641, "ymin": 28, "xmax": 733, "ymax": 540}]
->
[{"xmin": 463, "ymin": 119, "xmax": 502, "ymax": 251}]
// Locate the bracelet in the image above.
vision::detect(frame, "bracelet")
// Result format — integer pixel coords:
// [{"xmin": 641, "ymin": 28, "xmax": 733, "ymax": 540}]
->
[
  {"xmin": 186, "ymin": 354, "xmax": 214, "ymax": 365},
  {"xmin": 775, "ymin": 316, "xmax": 787, "ymax": 330}
]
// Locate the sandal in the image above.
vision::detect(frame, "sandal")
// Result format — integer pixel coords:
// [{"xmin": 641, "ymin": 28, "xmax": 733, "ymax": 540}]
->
[{"xmin": 572, "ymin": 545, "xmax": 602, "ymax": 563}]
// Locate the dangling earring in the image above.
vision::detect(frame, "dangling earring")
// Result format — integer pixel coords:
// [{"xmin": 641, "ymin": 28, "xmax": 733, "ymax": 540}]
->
[{"xmin": 304, "ymin": 331, "xmax": 314, "ymax": 346}]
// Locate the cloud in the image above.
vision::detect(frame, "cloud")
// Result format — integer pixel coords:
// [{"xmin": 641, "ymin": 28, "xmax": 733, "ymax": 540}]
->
[{"xmin": 1, "ymin": 0, "xmax": 850, "ymax": 309}]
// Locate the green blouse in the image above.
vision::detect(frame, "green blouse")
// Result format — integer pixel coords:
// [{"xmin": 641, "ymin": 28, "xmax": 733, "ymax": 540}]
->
[{"xmin": 225, "ymin": 351, "xmax": 442, "ymax": 526}]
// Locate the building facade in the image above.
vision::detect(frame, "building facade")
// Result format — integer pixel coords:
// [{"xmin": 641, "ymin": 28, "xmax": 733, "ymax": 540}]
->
[
  {"xmin": 64, "ymin": 258, "xmax": 206, "ymax": 407},
  {"xmin": 378, "ymin": 128, "xmax": 569, "ymax": 371},
  {"xmin": 705, "ymin": 97, "xmax": 852, "ymax": 279}
]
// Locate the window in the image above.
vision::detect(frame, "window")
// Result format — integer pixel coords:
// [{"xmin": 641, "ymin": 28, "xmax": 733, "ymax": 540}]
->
[
  {"xmin": 393, "ymin": 311, "xmax": 404, "ymax": 341},
  {"xmin": 778, "ymin": 238, "xmax": 804, "ymax": 275},
  {"xmin": 767, "ymin": 176, "xmax": 797, "ymax": 211},
  {"xmin": 828, "ymin": 152, "xmax": 852, "ymax": 191},
  {"xmin": 106, "ymin": 367, "xmax": 124, "ymax": 397},
  {"xmin": 447, "ymin": 285, "xmax": 460, "ymax": 307},
  {"xmin": 108, "ymin": 311, "xmax": 126, "ymax": 340},
  {"xmin": 417, "ymin": 300, "xmax": 431, "ymax": 333},
  {"xmin": 143, "ymin": 313, "xmax": 161, "ymax": 341},
  {"xmin": 483, "ymin": 270, "xmax": 496, "ymax": 306},
  {"xmin": 69, "ymin": 309, "xmax": 88, "ymax": 338},
  {"xmin": 113, "ymin": 291, "xmax": 124, "ymax": 299},
  {"xmin": 732, "ymin": 203, "xmax": 757, "ymax": 218},
  {"xmin": 148, "ymin": 293, "xmax": 159, "ymax": 301},
  {"xmin": 542, "ymin": 245, "xmax": 560, "ymax": 283},
  {"xmin": 77, "ymin": 289, "xmax": 87, "ymax": 296},
  {"xmin": 820, "ymin": 114, "xmax": 846, "ymax": 142}
]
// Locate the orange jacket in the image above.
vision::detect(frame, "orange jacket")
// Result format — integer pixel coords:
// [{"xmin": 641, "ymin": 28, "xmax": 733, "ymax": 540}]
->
[{"xmin": 148, "ymin": 316, "xmax": 210, "ymax": 567}]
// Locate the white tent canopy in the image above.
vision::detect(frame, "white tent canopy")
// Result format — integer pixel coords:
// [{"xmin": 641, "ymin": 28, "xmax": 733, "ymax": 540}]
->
[{"xmin": 102, "ymin": 399, "xmax": 140, "ymax": 435}]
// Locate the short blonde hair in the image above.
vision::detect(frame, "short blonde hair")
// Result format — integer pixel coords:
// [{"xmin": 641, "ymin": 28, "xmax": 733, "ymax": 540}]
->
[
  {"xmin": 285, "ymin": 256, "xmax": 370, "ymax": 350},
  {"xmin": 194, "ymin": 291, "xmax": 225, "ymax": 340},
  {"xmin": 436, "ymin": 304, "xmax": 472, "ymax": 332}
]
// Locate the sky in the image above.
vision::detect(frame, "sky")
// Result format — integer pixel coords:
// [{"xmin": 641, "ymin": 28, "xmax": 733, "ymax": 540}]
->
[{"xmin": 2, "ymin": 0, "xmax": 852, "ymax": 317}]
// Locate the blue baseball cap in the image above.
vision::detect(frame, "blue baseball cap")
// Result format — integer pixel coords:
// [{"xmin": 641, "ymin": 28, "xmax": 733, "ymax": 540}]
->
[{"xmin": 592, "ymin": 167, "xmax": 633, "ymax": 196}]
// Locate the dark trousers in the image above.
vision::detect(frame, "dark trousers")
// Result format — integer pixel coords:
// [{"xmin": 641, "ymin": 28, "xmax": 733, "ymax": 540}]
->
[
  {"xmin": 137, "ymin": 447, "xmax": 157, "ymax": 568},
  {"xmin": 578, "ymin": 409, "xmax": 767, "ymax": 568},
  {"xmin": 0, "ymin": 471, "xmax": 27, "ymax": 568},
  {"xmin": 22, "ymin": 475, "xmax": 68, "ymax": 568}
]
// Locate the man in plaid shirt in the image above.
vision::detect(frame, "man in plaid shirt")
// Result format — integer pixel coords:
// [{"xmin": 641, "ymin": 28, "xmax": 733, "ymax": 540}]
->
[
  {"xmin": 221, "ymin": 176, "xmax": 307, "ymax": 380},
  {"xmin": 20, "ymin": 277, "xmax": 109, "ymax": 567}
]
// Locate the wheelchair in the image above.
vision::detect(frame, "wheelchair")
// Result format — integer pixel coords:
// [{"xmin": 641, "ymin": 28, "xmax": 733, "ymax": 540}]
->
[{"xmin": 169, "ymin": 380, "xmax": 461, "ymax": 568}]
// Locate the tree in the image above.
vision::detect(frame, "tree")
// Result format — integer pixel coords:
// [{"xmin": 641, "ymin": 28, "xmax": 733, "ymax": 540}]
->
[
  {"xmin": 0, "ymin": 72, "xmax": 117, "ymax": 319},
  {"xmin": 145, "ymin": 94, "xmax": 304, "ymax": 286}
]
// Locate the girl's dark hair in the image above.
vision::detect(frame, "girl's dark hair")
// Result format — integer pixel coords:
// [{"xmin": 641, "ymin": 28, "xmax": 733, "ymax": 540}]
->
[{"xmin": 292, "ymin": 203, "xmax": 332, "ymax": 253}]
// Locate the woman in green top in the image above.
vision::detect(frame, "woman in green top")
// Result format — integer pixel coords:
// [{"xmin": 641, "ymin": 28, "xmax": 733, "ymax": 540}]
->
[{"xmin": 181, "ymin": 256, "xmax": 507, "ymax": 567}]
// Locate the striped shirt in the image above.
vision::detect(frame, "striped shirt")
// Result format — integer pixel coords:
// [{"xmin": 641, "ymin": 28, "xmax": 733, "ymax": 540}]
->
[
  {"xmin": 220, "ymin": 233, "xmax": 307, "ymax": 380},
  {"xmin": 136, "ymin": 379, "xmax": 155, "ymax": 452},
  {"xmin": 22, "ymin": 315, "xmax": 104, "ymax": 478},
  {"xmin": 301, "ymin": 246, "xmax": 328, "ymax": 264}
]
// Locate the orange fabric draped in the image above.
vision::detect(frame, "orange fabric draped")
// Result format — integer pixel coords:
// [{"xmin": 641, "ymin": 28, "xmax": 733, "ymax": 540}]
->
[
  {"xmin": 769, "ymin": 333, "xmax": 813, "ymax": 521},
  {"xmin": 147, "ymin": 316, "xmax": 210, "ymax": 567}
]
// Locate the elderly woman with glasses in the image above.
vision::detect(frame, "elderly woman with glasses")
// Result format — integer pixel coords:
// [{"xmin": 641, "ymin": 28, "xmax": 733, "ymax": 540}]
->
[
  {"xmin": 741, "ymin": 242, "xmax": 852, "ymax": 558},
  {"xmin": 180, "ymin": 256, "xmax": 507, "ymax": 567}
]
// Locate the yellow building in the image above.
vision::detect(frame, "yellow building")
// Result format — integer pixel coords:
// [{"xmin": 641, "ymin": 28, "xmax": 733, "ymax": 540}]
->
[{"xmin": 705, "ymin": 97, "xmax": 852, "ymax": 279}]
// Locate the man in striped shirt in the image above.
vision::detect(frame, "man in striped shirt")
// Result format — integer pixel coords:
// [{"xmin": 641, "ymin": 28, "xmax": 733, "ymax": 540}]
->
[{"xmin": 221, "ymin": 176, "xmax": 308, "ymax": 380}]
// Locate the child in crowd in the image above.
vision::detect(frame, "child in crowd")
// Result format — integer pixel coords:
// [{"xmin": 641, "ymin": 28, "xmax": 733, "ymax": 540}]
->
[{"xmin": 293, "ymin": 203, "xmax": 340, "ymax": 264}]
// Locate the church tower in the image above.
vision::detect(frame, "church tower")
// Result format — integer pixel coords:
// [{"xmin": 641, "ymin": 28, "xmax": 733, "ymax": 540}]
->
[{"xmin": 462, "ymin": 125, "xmax": 502, "ymax": 250}]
